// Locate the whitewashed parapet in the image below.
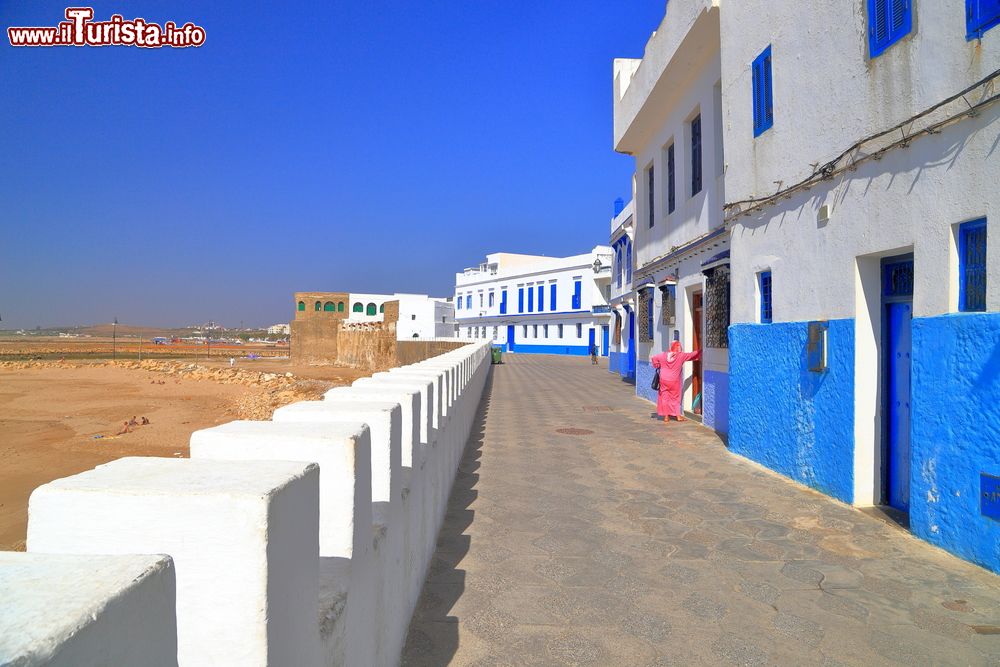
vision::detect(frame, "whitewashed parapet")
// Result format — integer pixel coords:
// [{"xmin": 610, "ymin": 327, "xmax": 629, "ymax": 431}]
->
[
  {"xmin": 0, "ymin": 552, "xmax": 177, "ymax": 667},
  {"xmin": 27, "ymin": 457, "xmax": 322, "ymax": 667}
]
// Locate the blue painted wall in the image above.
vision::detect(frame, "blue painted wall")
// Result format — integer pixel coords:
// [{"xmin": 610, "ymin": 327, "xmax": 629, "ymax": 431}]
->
[
  {"xmin": 703, "ymin": 370, "xmax": 730, "ymax": 436},
  {"xmin": 729, "ymin": 320, "xmax": 855, "ymax": 504},
  {"xmin": 609, "ymin": 351, "xmax": 621, "ymax": 374},
  {"xmin": 910, "ymin": 313, "xmax": 1000, "ymax": 573},
  {"xmin": 510, "ymin": 343, "xmax": 590, "ymax": 356},
  {"xmin": 636, "ymin": 360, "xmax": 656, "ymax": 402}
]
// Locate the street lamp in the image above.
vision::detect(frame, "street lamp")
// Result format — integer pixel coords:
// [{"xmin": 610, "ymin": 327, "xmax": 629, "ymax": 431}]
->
[
  {"xmin": 112, "ymin": 317, "xmax": 118, "ymax": 361},
  {"xmin": 592, "ymin": 257, "xmax": 603, "ymax": 273}
]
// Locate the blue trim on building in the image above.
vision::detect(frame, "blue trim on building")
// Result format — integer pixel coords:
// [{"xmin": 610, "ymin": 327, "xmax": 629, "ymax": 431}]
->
[
  {"xmin": 636, "ymin": 360, "xmax": 656, "ymax": 402},
  {"xmin": 509, "ymin": 343, "xmax": 591, "ymax": 356},
  {"xmin": 609, "ymin": 351, "xmax": 621, "ymax": 374},
  {"xmin": 703, "ymin": 369, "xmax": 730, "ymax": 436},
  {"xmin": 911, "ymin": 312, "xmax": 1000, "ymax": 573},
  {"xmin": 729, "ymin": 320, "xmax": 855, "ymax": 504}
]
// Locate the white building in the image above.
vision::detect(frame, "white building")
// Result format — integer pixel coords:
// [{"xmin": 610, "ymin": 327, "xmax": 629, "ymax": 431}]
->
[
  {"xmin": 266, "ymin": 323, "xmax": 291, "ymax": 335},
  {"xmin": 720, "ymin": 1, "xmax": 1000, "ymax": 571},
  {"xmin": 454, "ymin": 248, "xmax": 613, "ymax": 355},
  {"xmin": 344, "ymin": 293, "xmax": 454, "ymax": 340},
  {"xmin": 608, "ymin": 199, "xmax": 636, "ymax": 380},
  {"xmin": 613, "ymin": 0, "xmax": 730, "ymax": 436}
]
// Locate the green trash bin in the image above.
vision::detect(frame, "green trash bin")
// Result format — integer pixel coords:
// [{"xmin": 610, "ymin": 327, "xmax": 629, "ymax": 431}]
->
[{"xmin": 491, "ymin": 345, "xmax": 503, "ymax": 364}]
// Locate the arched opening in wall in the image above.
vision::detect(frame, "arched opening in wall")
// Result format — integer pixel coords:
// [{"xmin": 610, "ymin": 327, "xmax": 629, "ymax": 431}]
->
[
  {"xmin": 338, "ymin": 302, "xmax": 345, "ymax": 312},
  {"xmin": 324, "ymin": 302, "xmax": 335, "ymax": 312},
  {"xmin": 366, "ymin": 303, "xmax": 377, "ymax": 316},
  {"xmin": 353, "ymin": 303, "xmax": 364, "ymax": 313},
  {"xmin": 379, "ymin": 304, "xmax": 385, "ymax": 313},
  {"xmin": 314, "ymin": 301, "xmax": 321, "ymax": 311},
  {"xmin": 297, "ymin": 301, "xmax": 305, "ymax": 312}
]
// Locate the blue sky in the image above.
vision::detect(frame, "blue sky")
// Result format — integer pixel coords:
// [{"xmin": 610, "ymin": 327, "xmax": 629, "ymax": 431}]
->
[{"xmin": 0, "ymin": 1, "xmax": 662, "ymax": 329}]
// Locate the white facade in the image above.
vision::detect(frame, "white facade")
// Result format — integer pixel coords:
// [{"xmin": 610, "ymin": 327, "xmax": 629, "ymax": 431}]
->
[
  {"xmin": 613, "ymin": 0, "xmax": 731, "ymax": 435},
  {"xmin": 345, "ymin": 293, "xmax": 455, "ymax": 341},
  {"xmin": 454, "ymin": 248, "xmax": 613, "ymax": 355},
  {"xmin": 267, "ymin": 323, "xmax": 291, "ymax": 335}
]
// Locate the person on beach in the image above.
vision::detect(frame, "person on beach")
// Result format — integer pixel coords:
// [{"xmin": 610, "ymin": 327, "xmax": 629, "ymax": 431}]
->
[{"xmin": 650, "ymin": 340, "xmax": 701, "ymax": 422}]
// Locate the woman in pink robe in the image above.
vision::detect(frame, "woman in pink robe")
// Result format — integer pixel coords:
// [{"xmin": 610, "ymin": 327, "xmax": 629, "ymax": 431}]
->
[{"xmin": 651, "ymin": 341, "xmax": 701, "ymax": 421}]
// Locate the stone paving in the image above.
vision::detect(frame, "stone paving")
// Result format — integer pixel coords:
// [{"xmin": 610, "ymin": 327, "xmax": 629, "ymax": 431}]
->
[{"xmin": 402, "ymin": 354, "xmax": 1000, "ymax": 666}]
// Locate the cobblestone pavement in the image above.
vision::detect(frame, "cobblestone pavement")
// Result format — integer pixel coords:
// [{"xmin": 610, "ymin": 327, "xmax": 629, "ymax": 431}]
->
[{"xmin": 402, "ymin": 354, "xmax": 1000, "ymax": 666}]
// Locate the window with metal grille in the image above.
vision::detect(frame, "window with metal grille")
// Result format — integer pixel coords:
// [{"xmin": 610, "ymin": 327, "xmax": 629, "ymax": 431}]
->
[
  {"xmin": 960, "ymin": 218, "xmax": 987, "ymax": 312},
  {"xmin": 760, "ymin": 271, "xmax": 773, "ymax": 323},
  {"xmin": 705, "ymin": 266, "xmax": 731, "ymax": 348},
  {"xmin": 666, "ymin": 143, "xmax": 676, "ymax": 214},
  {"xmin": 868, "ymin": 0, "xmax": 911, "ymax": 58},
  {"xmin": 647, "ymin": 294, "xmax": 655, "ymax": 341},
  {"xmin": 967, "ymin": 0, "xmax": 1000, "ymax": 39},
  {"xmin": 752, "ymin": 45, "xmax": 773, "ymax": 137},
  {"xmin": 882, "ymin": 260, "xmax": 914, "ymax": 297},
  {"xmin": 690, "ymin": 114, "xmax": 702, "ymax": 196},
  {"xmin": 647, "ymin": 164, "xmax": 655, "ymax": 228},
  {"xmin": 638, "ymin": 289, "xmax": 652, "ymax": 343},
  {"xmin": 660, "ymin": 285, "xmax": 675, "ymax": 327}
]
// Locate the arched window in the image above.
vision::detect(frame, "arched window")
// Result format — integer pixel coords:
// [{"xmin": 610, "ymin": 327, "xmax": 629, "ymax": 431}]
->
[
  {"xmin": 379, "ymin": 304, "xmax": 385, "ymax": 313},
  {"xmin": 366, "ymin": 303, "xmax": 377, "ymax": 316},
  {"xmin": 314, "ymin": 301, "xmax": 321, "ymax": 311},
  {"xmin": 324, "ymin": 302, "xmax": 335, "ymax": 312},
  {"xmin": 353, "ymin": 303, "xmax": 363, "ymax": 313},
  {"xmin": 297, "ymin": 301, "xmax": 305, "ymax": 311},
  {"xmin": 338, "ymin": 302, "xmax": 345, "ymax": 312}
]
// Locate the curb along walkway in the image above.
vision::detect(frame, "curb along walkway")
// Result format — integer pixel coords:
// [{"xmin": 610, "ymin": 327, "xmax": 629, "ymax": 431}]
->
[{"xmin": 403, "ymin": 354, "xmax": 1000, "ymax": 666}]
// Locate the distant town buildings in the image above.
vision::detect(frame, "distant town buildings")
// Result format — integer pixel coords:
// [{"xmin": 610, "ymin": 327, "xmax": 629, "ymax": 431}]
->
[
  {"xmin": 454, "ymin": 248, "xmax": 613, "ymax": 356},
  {"xmin": 612, "ymin": 0, "xmax": 1000, "ymax": 573},
  {"xmin": 266, "ymin": 324, "xmax": 291, "ymax": 336}
]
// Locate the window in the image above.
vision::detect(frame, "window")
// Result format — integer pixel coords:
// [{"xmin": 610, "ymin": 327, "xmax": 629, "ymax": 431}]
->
[
  {"xmin": 489, "ymin": 292, "xmax": 494, "ymax": 308},
  {"xmin": 666, "ymin": 143, "xmax": 676, "ymax": 214},
  {"xmin": 647, "ymin": 164, "xmax": 655, "ymax": 227},
  {"xmin": 297, "ymin": 301, "xmax": 305, "ymax": 311},
  {"xmin": 968, "ymin": 0, "xmax": 1000, "ymax": 39},
  {"xmin": 572, "ymin": 279, "xmax": 582, "ymax": 309},
  {"xmin": 500, "ymin": 289, "xmax": 508, "ymax": 314},
  {"xmin": 550, "ymin": 283, "xmax": 557, "ymax": 310},
  {"xmin": 338, "ymin": 301, "xmax": 345, "ymax": 312},
  {"xmin": 481, "ymin": 326, "xmax": 486, "ymax": 339},
  {"xmin": 647, "ymin": 294, "xmax": 654, "ymax": 340},
  {"xmin": 366, "ymin": 302, "xmax": 377, "ymax": 316},
  {"xmin": 626, "ymin": 241, "xmax": 632, "ymax": 283},
  {"xmin": 314, "ymin": 301, "xmax": 321, "ymax": 311},
  {"xmin": 868, "ymin": 0, "xmax": 911, "ymax": 57},
  {"xmin": 324, "ymin": 302, "xmax": 335, "ymax": 312},
  {"xmin": 479, "ymin": 293, "xmax": 483, "ymax": 307},
  {"xmin": 690, "ymin": 114, "xmax": 702, "ymax": 196},
  {"xmin": 760, "ymin": 271, "xmax": 773, "ymax": 323},
  {"xmin": 527, "ymin": 285, "xmax": 534, "ymax": 312},
  {"xmin": 457, "ymin": 296, "xmax": 462, "ymax": 310},
  {"xmin": 467, "ymin": 327, "xmax": 473, "ymax": 338},
  {"xmin": 379, "ymin": 303, "xmax": 384, "ymax": 313},
  {"xmin": 558, "ymin": 324, "xmax": 564, "ymax": 338},
  {"xmin": 752, "ymin": 46, "xmax": 774, "ymax": 137},
  {"xmin": 537, "ymin": 285, "xmax": 544, "ymax": 311},
  {"xmin": 522, "ymin": 325, "xmax": 528, "ymax": 337},
  {"xmin": 576, "ymin": 323, "xmax": 583, "ymax": 338},
  {"xmin": 543, "ymin": 324, "xmax": 549, "ymax": 338},
  {"xmin": 353, "ymin": 303, "xmax": 363, "ymax": 313},
  {"xmin": 960, "ymin": 218, "xmax": 987, "ymax": 312},
  {"xmin": 465, "ymin": 294, "xmax": 471, "ymax": 310},
  {"xmin": 492, "ymin": 326, "xmax": 498, "ymax": 339},
  {"xmin": 411, "ymin": 314, "xmax": 416, "ymax": 320},
  {"xmin": 518, "ymin": 287, "xmax": 524, "ymax": 312},
  {"xmin": 533, "ymin": 325, "xmax": 538, "ymax": 338}
]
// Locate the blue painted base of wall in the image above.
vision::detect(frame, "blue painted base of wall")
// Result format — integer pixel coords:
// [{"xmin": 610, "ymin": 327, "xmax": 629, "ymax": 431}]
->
[
  {"xmin": 729, "ymin": 320, "xmax": 855, "ymax": 504},
  {"xmin": 609, "ymin": 351, "xmax": 621, "ymax": 374},
  {"xmin": 636, "ymin": 360, "xmax": 656, "ymax": 403},
  {"xmin": 911, "ymin": 313, "xmax": 1000, "ymax": 573},
  {"xmin": 510, "ymin": 344, "xmax": 591, "ymax": 356},
  {"xmin": 703, "ymin": 370, "xmax": 730, "ymax": 436}
]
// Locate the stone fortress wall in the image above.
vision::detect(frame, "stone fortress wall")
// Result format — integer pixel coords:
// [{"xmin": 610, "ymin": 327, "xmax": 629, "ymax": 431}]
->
[{"xmin": 0, "ymin": 342, "xmax": 493, "ymax": 667}]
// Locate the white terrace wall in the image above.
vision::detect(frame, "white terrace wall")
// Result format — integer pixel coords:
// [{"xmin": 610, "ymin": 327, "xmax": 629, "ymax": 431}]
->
[{"xmin": 2, "ymin": 342, "xmax": 492, "ymax": 667}]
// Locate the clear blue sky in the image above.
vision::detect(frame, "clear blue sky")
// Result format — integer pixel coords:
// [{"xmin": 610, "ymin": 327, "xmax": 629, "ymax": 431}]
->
[{"xmin": 0, "ymin": 1, "xmax": 662, "ymax": 330}]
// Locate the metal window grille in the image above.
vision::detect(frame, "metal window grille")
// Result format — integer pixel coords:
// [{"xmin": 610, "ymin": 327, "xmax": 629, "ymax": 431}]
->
[
  {"xmin": 691, "ymin": 115, "xmax": 702, "ymax": 195},
  {"xmin": 705, "ymin": 266, "xmax": 730, "ymax": 348},
  {"xmin": 760, "ymin": 271, "xmax": 773, "ymax": 323},
  {"xmin": 961, "ymin": 219, "xmax": 987, "ymax": 311}
]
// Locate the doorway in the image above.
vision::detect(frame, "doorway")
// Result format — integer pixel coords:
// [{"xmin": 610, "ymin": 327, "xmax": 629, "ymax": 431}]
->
[
  {"xmin": 601, "ymin": 325, "xmax": 610, "ymax": 357},
  {"xmin": 881, "ymin": 257, "xmax": 913, "ymax": 512},
  {"xmin": 506, "ymin": 325, "xmax": 516, "ymax": 353},
  {"xmin": 691, "ymin": 291, "xmax": 704, "ymax": 416}
]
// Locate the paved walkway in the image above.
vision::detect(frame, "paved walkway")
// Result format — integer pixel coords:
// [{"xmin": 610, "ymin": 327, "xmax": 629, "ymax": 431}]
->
[{"xmin": 402, "ymin": 355, "xmax": 1000, "ymax": 666}]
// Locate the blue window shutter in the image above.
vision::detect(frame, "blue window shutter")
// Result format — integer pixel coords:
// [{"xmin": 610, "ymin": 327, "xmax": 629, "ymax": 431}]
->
[
  {"xmin": 752, "ymin": 59, "xmax": 762, "ymax": 132},
  {"xmin": 500, "ymin": 290, "xmax": 507, "ymax": 315},
  {"xmin": 752, "ymin": 46, "xmax": 773, "ymax": 136},
  {"xmin": 968, "ymin": 0, "xmax": 1000, "ymax": 38},
  {"xmin": 960, "ymin": 218, "xmax": 988, "ymax": 312},
  {"xmin": 760, "ymin": 272, "xmax": 773, "ymax": 323},
  {"xmin": 537, "ymin": 285, "xmax": 544, "ymax": 311},
  {"xmin": 550, "ymin": 283, "xmax": 557, "ymax": 310},
  {"xmin": 763, "ymin": 52, "xmax": 773, "ymax": 127},
  {"xmin": 518, "ymin": 288, "xmax": 524, "ymax": 312},
  {"xmin": 869, "ymin": 0, "xmax": 911, "ymax": 57},
  {"xmin": 527, "ymin": 286, "xmax": 533, "ymax": 312}
]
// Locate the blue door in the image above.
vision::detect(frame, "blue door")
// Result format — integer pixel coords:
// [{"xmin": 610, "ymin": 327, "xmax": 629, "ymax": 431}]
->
[
  {"xmin": 885, "ymin": 301, "xmax": 912, "ymax": 511},
  {"xmin": 882, "ymin": 257, "xmax": 913, "ymax": 512},
  {"xmin": 626, "ymin": 313, "xmax": 636, "ymax": 380},
  {"xmin": 588, "ymin": 327, "xmax": 596, "ymax": 356},
  {"xmin": 506, "ymin": 325, "xmax": 516, "ymax": 353},
  {"xmin": 601, "ymin": 325, "xmax": 610, "ymax": 357}
]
